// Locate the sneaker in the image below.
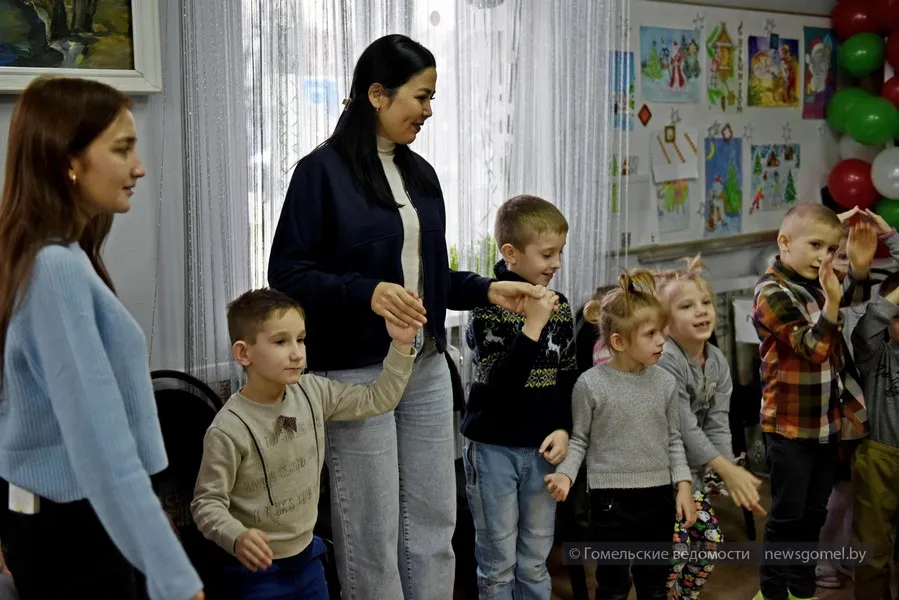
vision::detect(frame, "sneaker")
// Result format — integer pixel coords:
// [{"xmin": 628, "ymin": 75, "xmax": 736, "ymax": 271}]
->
[
  {"xmin": 752, "ymin": 593, "xmax": 767, "ymax": 600},
  {"xmin": 787, "ymin": 591, "xmax": 819, "ymax": 600}
]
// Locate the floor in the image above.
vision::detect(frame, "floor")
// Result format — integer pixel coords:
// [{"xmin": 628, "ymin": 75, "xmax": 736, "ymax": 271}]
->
[{"xmin": 457, "ymin": 478, "xmax": 897, "ymax": 599}]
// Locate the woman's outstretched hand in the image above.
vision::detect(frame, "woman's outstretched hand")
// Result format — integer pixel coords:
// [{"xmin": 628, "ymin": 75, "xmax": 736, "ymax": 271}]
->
[{"xmin": 371, "ymin": 283, "xmax": 427, "ymax": 328}]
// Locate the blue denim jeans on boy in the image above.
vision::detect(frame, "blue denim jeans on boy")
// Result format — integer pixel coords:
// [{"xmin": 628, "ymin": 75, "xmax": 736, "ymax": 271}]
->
[
  {"xmin": 220, "ymin": 536, "xmax": 329, "ymax": 600},
  {"xmin": 463, "ymin": 440, "xmax": 557, "ymax": 600}
]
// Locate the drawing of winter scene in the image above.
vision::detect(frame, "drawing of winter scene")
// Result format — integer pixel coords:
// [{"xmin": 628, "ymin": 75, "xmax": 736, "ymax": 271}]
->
[
  {"xmin": 610, "ymin": 51, "xmax": 635, "ymax": 130},
  {"xmin": 750, "ymin": 144, "xmax": 800, "ymax": 214},
  {"xmin": 640, "ymin": 26, "xmax": 701, "ymax": 103},
  {"xmin": 705, "ymin": 22, "xmax": 738, "ymax": 112},
  {"xmin": 656, "ymin": 180, "xmax": 693, "ymax": 234},
  {"xmin": 803, "ymin": 27, "xmax": 838, "ymax": 119},
  {"xmin": 747, "ymin": 35, "xmax": 800, "ymax": 108},
  {"xmin": 609, "ymin": 153, "xmax": 639, "ymax": 213},
  {"xmin": 704, "ymin": 137, "xmax": 742, "ymax": 238}
]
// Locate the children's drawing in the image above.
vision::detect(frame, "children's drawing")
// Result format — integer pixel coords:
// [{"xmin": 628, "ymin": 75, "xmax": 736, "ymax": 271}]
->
[
  {"xmin": 747, "ymin": 35, "xmax": 800, "ymax": 108},
  {"xmin": 640, "ymin": 27, "xmax": 701, "ymax": 103},
  {"xmin": 706, "ymin": 22, "xmax": 738, "ymax": 112},
  {"xmin": 609, "ymin": 153, "xmax": 640, "ymax": 213},
  {"xmin": 656, "ymin": 179, "xmax": 694, "ymax": 234},
  {"xmin": 750, "ymin": 144, "xmax": 800, "ymax": 214},
  {"xmin": 704, "ymin": 137, "xmax": 743, "ymax": 237},
  {"xmin": 651, "ymin": 129, "xmax": 700, "ymax": 183},
  {"xmin": 610, "ymin": 51, "xmax": 635, "ymax": 131},
  {"xmin": 803, "ymin": 27, "xmax": 837, "ymax": 119}
]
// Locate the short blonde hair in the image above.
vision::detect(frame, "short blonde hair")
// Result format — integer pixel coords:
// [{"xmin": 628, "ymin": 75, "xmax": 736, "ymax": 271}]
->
[
  {"xmin": 494, "ymin": 195, "xmax": 569, "ymax": 249},
  {"xmin": 583, "ymin": 269, "xmax": 667, "ymax": 345},
  {"xmin": 655, "ymin": 255, "xmax": 713, "ymax": 309},
  {"xmin": 780, "ymin": 204, "xmax": 841, "ymax": 238}
]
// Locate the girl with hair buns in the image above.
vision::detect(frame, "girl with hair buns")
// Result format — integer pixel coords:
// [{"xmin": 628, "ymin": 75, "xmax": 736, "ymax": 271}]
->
[
  {"xmin": 546, "ymin": 269, "xmax": 696, "ymax": 600},
  {"xmin": 655, "ymin": 256, "xmax": 765, "ymax": 599}
]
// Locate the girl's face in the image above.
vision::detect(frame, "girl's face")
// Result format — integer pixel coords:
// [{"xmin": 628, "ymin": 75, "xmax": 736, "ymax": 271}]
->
[
  {"xmin": 611, "ymin": 316, "xmax": 667, "ymax": 369},
  {"xmin": 665, "ymin": 281, "xmax": 716, "ymax": 347},
  {"xmin": 373, "ymin": 67, "xmax": 436, "ymax": 145},
  {"xmin": 833, "ymin": 237, "xmax": 849, "ymax": 281}
]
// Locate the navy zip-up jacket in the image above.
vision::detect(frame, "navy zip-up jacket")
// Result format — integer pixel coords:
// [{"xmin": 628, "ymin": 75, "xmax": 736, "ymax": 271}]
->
[{"xmin": 268, "ymin": 143, "xmax": 492, "ymax": 372}]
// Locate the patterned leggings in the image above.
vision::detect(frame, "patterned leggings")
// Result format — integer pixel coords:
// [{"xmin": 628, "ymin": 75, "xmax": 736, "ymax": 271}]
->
[{"xmin": 666, "ymin": 491, "xmax": 723, "ymax": 599}]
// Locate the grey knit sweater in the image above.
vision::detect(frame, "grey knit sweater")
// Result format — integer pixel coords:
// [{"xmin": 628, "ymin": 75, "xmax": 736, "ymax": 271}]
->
[{"xmin": 556, "ymin": 363, "xmax": 692, "ymax": 489}]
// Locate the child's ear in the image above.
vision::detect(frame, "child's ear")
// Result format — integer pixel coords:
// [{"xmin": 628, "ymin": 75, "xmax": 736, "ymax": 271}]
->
[
  {"xmin": 232, "ymin": 341, "xmax": 251, "ymax": 367},
  {"xmin": 776, "ymin": 232, "xmax": 791, "ymax": 254},
  {"xmin": 499, "ymin": 242, "xmax": 518, "ymax": 265},
  {"xmin": 609, "ymin": 332, "xmax": 627, "ymax": 353}
]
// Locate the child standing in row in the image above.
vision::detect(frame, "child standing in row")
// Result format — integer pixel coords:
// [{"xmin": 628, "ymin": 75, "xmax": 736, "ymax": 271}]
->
[
  {"xmin": 462, "ymin": 195, "xmax": 576, "ymax": 599},
  {"xmin": 655, "ymin": 257, "xmax": 766, "ymax": 599},
  {"xmin": 546, "ymin": 270, "xmax": 696, "ymax": 600},
  {"xmin": 751, "ymin": 204, "xmax": 876, "ymax": 600},
  {"xmin": 191, "ymin": 289, "xmax": 421, "ymax": 599}
]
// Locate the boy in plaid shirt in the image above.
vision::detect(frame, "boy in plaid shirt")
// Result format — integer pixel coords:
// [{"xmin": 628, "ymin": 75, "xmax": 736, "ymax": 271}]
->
[{"xmin": 751, "ymin": 204, "xmax": 875, "ymax": 600}]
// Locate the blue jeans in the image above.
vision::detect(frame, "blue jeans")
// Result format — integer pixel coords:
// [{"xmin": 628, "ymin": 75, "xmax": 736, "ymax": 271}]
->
[
  {"xmin": 220, "ymin": 536, "xmax": 329, "ymax": 600},
  {"xmin": 319, "ymin": 345, "xmax": 456, "ymax": 599},
  {"xmin": 463, "ymin": 440, "xmax": 557, "ymax": 600}
]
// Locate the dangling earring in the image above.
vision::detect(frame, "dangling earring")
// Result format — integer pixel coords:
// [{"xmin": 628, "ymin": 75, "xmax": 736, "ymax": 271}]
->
[{"xmin": 70, "ymin": 174, "xmax": 77, "ymax": 185}]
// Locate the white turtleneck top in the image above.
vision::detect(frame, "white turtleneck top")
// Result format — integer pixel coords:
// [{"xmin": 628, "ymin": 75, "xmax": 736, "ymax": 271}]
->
[{"xmin": 377, "ymin": 136, "xmax": 422, "ymax": 298}]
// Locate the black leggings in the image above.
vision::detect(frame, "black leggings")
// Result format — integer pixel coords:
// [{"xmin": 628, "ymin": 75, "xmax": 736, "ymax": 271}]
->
[{"xmin": 0, "ymin": 479, "xmax": 141, "ymax": 600}]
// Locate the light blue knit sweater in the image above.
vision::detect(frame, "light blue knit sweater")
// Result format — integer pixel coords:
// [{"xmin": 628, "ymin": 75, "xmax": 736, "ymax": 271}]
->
[{"xmin": 0, "ymin": 243, "xmax": 201, "ymax": 600}]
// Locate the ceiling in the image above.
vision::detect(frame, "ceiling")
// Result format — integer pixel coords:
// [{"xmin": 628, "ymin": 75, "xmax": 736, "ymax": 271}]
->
[{"xmin": 659, "ymin": 0, "xmax": 835, "ymax": 17}]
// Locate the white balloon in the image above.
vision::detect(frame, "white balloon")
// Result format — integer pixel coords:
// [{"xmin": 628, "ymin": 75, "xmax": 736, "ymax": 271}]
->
[
  {"xmin": 839, "ymin": 136, "xmax": 882, "ymax": 163},
  {"xmin": 871, "ymin": 147, "xmax": 899, "ymax": 200}
]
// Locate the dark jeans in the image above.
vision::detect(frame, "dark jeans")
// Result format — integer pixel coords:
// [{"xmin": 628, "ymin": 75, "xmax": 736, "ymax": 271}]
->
[
  {"xmin": 591, "ymin": 486, "xmax": 675, "ymax": 600},
  {"xmin": 760, "ymin": 433, "xmax": 838, "ymax": 600},
  {"xmin": 0, "ymin": 479, "xmax": 140, "ymax": 600},
  {"xmin": 219, "ymin": 536, "xmax": 329, "ymax": 600}
]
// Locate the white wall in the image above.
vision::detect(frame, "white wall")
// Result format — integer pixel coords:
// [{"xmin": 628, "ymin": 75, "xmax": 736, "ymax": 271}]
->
[{"xmin": 0, "ymin": 0, "xmax": 184, "ymax": 370}]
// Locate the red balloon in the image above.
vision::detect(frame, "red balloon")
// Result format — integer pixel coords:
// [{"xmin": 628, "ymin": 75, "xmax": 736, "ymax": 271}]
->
[
  {"xmin": 889, "ymin": 33, "xmax": 899, "ymax": 69},
  {"xmin": 832, "ymin": 0, "xmax": 879, "ymax": 41},
  {"xmin": 873, "ymin": 0, "xmax": 899, "ymax": 33},
  {"xmin": 828, "ymin": 159, "xmax": 879, "ymax": 209},
  {"xmin": 876, "ymin": 239, "xmax": 891, "ymax": 258},
  {"xmin": 884, "ymin": 76, "xmax": 899, "ymax": 109}
]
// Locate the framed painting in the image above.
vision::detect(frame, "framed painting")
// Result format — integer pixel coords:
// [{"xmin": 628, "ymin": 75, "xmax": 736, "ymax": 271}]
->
[{"xmin": 0, "ymin": 0, "xmax": 161, "ymax": 93}]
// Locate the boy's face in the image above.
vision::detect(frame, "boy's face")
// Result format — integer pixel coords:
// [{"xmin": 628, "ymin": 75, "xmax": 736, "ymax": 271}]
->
[
  {"xmin": 240, "ymin": 308, "xmax": 307, "ymax": 386},
  {"xmin": 778, "ymin": 222, "xmax": 842, "ymax": 280},
  {"xmin": 666, "ymin": 281, "xmax": 716, "ymax": 347},
  {"xmin": 503, "ymin": 231, "xmax": 567, "ymax": 286}
]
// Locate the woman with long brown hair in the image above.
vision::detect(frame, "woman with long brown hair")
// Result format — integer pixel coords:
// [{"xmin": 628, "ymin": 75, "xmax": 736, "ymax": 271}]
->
[{"xmin": 0, "ymin": 77, "xmax": 203, "ymax": 600}]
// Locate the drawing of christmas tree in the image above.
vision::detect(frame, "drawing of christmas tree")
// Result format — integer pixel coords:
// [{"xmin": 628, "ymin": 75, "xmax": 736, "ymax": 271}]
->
[
  {"xmin": 725, "ymin": 161, "xmax": 742, "ymax": 215},
  {"xmin": 753, "ymin": 151, "xmax": 763, "ymax": 176},
  {"xmin": 784, "ymin": 170, "xmax": 796, "ymax": 204},
  {"xmin": 644, "ymin": 41, "xmax": 663, "ymax": 79}
]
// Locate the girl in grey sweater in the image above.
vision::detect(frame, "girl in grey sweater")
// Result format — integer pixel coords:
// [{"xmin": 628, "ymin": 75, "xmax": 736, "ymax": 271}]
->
[
  {"xmin": 546, "ymin": 270, "xmax": 696, "ymax": 600},
  {"xmin": 655, "ymin": 258, "xmax": 765, "ymax": 599}
]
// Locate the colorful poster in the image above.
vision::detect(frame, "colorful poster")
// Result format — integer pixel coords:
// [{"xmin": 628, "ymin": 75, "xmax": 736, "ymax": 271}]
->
[
  {"xmin": 609, "ymin": 153, "xmax": 640, "ymax": 213},
  {"xmin": 750, "ymin": 144, "xmax": 800, "ymax": 214},
  {"xmin": 610, "ymin": 51, "xmax": 635, "ymax": 131},
  {"xmin": 705, "ymin": 22, "xmax": 739, "ymax": 112},
  {"xmin": 640, "ymin": 27, "xmax": 701, "ymax": 103},
  {"xmin": 747, "ymin": 35, "xmax": 800, "ymax": 108},
  {"xmin": 803, "ymin": 27, "xmax": 838, "ymax": 119},
  {"xmin": 650, "ymin": 129, "xmax": 700, "ymax": 183},
  {"xmin": 656, "ymin": 179, "xmax": 695, "ymax": 235},
  {"xmin": 704, "ymin": 137, "xmax": 743, "ymax": 237}
]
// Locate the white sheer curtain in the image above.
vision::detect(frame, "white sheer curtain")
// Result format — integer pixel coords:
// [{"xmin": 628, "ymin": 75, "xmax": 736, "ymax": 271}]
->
[{"xmin": 180, "ymin": 0, "xmax": 251, "ymax": 390}]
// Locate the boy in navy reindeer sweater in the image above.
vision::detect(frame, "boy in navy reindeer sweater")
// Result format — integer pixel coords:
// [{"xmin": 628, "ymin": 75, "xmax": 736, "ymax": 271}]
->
[{"xmin": 461, "ymin": 195, "xmax": 577, "ymax": 599}]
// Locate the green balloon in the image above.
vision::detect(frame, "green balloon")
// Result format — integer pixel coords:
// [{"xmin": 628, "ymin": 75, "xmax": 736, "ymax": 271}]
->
[
  {"xmin": 827, "ymin": 88, "xmax": 869, "ymax": 134},
  {"xmin": 875, "ymin": 199, "xmax": 899, "ymax": 230},
  {"xmin": 847, "ymin": 96, "xmax": 899, "ymax": 146},
  {"xmin": 841, "ymin": 33, "xmax": 886, "ymax": 78}
]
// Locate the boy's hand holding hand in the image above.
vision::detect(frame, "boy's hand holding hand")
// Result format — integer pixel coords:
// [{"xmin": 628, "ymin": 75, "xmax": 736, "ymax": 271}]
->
[
  {"xmin": 235, "ymin": 528, "xmax": 274, "ymax": 572},
  {"xmin": 544, "ymin": 473, "xmax": 571, "ymax": 502},
  {"xmin": 386, "ymin": 316, "xmax": 422, "ymax": 355},
  {"xmin": 539, "ymin": 429, "xmax": 569, "ymax": 465},
  {"xmin": 847, "ymin": 220, "xmax": 877, "ymax": 279},
  {"xmin": 522, "ymin": 288, "xmax": 558, "ymax": 341}
]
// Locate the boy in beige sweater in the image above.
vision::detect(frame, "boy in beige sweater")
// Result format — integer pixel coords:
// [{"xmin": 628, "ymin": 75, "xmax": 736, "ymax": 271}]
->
[{"xmin": 191, "ymin": 288, "xmax": 420, "ymax": 599}]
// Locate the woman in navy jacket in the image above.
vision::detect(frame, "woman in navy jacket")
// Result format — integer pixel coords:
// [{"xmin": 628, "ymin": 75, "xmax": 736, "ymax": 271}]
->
[{"xmin": 268, "ymin": 34, "xmax": 539, "ymax": 599}]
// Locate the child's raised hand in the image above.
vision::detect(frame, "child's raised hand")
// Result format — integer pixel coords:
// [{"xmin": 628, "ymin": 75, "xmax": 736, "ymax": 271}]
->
[
  {"xmin": 676, "ymin": 484, "xmax": 697, "ymax": 528},
  {"xmin": 847, "ymin": 219, "xmax": 878, "ymax": 276},
  {"xmin": 235, "ymin": 528, "xmax": 274, "ymax": 572},
  {"xmin": 385, "ymin": 316, "xmax": 422, "ymax": 350},
  {"xmin": 719, "ymin": 463, "xmax": 766, "ymax": 516},
  {"xmin": 523, "ymin": 289, "xmax": 558, "ymax": 328},
  {"xmin": 539, "ymin": 429, "xmax": 569, "ymax": 465},
  {"xmin": 819, "ymin": 255, "xmax": 842, "ymax": 305},
  {"xmin": 864, "ymin": 208, "xmax": 894, "ymax": 236},
  {"xmin": 837, "ymin": 205, "xmax": 861, "ymax": 224},
  {"xmin": 544, "ymin": 473, "xmax": 571, "ymax": 502}
]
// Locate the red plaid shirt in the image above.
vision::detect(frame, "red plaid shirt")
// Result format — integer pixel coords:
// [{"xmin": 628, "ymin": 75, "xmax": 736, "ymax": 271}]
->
[{"xmin": 752, "ymin": 260, "xmax": 868, "ymax": 443}]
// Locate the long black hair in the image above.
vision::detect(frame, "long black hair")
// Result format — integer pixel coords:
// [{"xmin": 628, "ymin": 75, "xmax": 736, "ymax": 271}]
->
[{"xmin": 327, "ymin": 34, "xmax": 440, "ymax": 208}]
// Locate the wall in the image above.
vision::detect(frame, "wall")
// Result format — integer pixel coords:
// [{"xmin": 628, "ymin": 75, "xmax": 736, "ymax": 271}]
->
[{"xmin": 0, "ymin": 0, "xmax": 185, "ymax": 370}]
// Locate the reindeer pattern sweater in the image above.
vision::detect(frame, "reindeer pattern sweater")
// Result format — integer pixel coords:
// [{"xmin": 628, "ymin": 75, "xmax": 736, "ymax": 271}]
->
[{"xmin": 461, "ymin": 261, "xmax": 577, "ymax": 447}]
